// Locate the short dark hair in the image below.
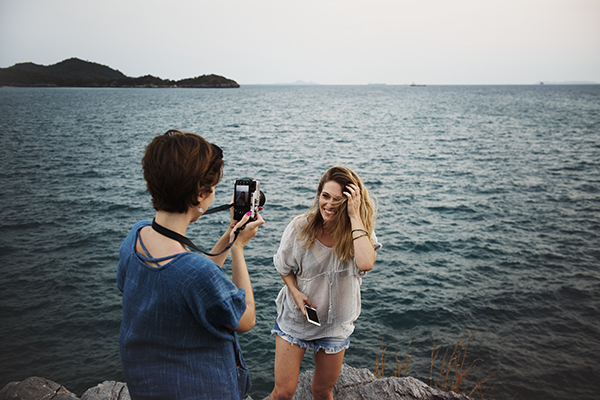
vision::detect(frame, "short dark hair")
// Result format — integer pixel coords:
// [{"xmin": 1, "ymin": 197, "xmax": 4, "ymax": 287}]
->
[{"xmin": 142, "ymin": 130, "xmax": 223, "ymax": 213}]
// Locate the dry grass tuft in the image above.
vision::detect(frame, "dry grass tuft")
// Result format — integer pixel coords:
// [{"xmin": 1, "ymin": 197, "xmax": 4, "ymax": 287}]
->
[
  {"xmin": 430, "ymin": 329, "xmax": 480, "ymax": 395},
  {"xmin": 374, "ymin": 336, "xmax": 413, "ymax": 379},
  {"xmin": 373, "ymin": 337, "xmax": 388, "ymax": 378},
  {"xmin": 393, "ymin": 337, "xmax": 412, "ymax": 378},
  {"xmin": 374, "ymin": 329, "xmax": 511, "ymax": 400}
]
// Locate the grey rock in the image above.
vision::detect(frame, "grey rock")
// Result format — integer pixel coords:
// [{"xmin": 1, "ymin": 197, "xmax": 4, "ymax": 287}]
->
[
  {"xmin": 80, "ymin": 381, "xmax": 130, "ymax": 400},
  {"xmin": 0, "ymin": 377, "xmax": 78, "ymax": 400},
  {"xmin": 287, "ymin": 364, "xmax": 472, "ymax": 400}
]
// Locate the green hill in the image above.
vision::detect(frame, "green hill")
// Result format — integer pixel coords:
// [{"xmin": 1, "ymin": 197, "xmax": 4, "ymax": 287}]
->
[{"xmin": 0, "ymin": 58, "xmax": 239, "ymax": 88}]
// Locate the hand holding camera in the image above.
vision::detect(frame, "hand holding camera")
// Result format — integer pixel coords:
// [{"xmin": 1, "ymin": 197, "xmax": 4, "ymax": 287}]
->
[
  {"xmin": 229, "ymin": 178, "xmax": 266, "ymax": 247},
  {"xmin": 230, "ymin": 209, "xmax": 265, "ymax": 248}
]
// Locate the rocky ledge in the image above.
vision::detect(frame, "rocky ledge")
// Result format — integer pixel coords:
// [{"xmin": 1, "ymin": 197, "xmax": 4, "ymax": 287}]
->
[{"xmin": 0, "ymin": 364, "xmax": 472, "ymax": 400}]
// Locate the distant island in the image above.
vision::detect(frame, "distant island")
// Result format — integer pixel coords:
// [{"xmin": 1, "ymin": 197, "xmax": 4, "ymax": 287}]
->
[{"xmin": 0, "ymin": 58, "xmax": 240, "ymax": 88}]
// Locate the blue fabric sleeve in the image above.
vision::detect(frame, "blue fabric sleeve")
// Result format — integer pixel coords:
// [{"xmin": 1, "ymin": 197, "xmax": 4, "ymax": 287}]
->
[{"xmin": 179, "ymin": 256, "xmax": 247, "ymax": 334}]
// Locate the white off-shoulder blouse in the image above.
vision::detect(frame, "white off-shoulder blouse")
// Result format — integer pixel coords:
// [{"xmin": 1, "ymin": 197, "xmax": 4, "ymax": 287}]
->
[{"xmin": 274, "ymin": 216, "xmax": 382, "ymax": 341}]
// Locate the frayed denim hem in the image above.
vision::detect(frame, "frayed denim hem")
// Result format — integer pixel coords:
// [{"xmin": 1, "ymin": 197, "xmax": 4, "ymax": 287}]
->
[
  {"xmin": 271, "ymin": 324, "xmax": 350, "ymax": 354},
  {"xmin": 271, "ymin": 328, "xmax": 311, "ymax": 349},
  {"xmin": 313, "ymin": 341, "xmax": 350, "ymax": 355}
]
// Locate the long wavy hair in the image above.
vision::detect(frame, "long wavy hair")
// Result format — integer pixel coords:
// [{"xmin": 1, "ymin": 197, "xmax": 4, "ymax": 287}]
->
[{"xmin": 299, "ymin": 166, "xmax": 377, "ymax": 262}]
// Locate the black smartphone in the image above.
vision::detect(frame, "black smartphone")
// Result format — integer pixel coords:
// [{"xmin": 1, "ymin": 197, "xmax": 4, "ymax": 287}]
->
[{"xmin": 305, "ymin": 305, "xmax": 321, "ymax": 326}]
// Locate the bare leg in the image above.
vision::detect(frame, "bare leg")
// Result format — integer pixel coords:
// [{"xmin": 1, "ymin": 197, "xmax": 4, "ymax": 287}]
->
[
  {"xmin": 311, "ymin": 349, "xmax": 346, "ymax": 400},
  {"xmin": 270, "ymin": 335, "xmax": 307, "ymax": 400}
]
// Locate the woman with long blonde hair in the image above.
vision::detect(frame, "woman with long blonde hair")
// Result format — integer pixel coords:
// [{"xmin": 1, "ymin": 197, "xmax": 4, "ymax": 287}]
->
[{"xmin": 270, "ymin": 166, "xmax": 381, "ymax": 400}]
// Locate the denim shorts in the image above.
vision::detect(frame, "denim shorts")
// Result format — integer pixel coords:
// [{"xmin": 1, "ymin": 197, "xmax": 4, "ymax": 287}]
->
[{"xmin": 271, "ymin": 321, "xmax": 350, "ymax": 354}]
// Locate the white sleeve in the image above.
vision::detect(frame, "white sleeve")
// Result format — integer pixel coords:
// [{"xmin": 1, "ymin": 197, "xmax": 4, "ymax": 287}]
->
[
  {"xmin": 371, "ymin": 231, "xmax": 383, "ymax": 251},
  {"xmin": 273, "ymin": 220, "xmax": 299, "ymax": 276}
]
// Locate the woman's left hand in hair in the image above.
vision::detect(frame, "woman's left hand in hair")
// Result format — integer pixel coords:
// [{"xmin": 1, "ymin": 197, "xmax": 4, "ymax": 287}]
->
[{"xmin": 344, "ymin": 183, "xmax": 361, "ymax": 219}]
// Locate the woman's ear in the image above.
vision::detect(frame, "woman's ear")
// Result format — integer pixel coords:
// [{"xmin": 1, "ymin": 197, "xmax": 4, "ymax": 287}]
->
[
  {"xmin": 197, "ymin": 191, "xmax": 209, "ymax": 203},
  {"xmin": 195, "ymin": 192, "xmax": 207, "ymax": 214},
  {"xmin": 196, "ymin": 189, "xmax": 207, "ymax": 206}
]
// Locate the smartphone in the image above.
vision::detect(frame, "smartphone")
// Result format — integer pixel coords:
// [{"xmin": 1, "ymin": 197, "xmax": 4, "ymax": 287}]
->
[{"xmin": 305, "ymin": 305, "xmax": 321, "ymax": 326}]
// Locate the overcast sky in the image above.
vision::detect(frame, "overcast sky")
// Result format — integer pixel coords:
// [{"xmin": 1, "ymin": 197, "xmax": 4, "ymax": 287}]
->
[{"xmin": 1, "ymin": 0, "xmax": 599, "ymax": 85}]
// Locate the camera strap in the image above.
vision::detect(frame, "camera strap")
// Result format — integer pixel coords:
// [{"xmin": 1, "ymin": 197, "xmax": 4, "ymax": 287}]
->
[
  {"xmin": 151, "ymin": 202, "xmax": 244, "ymax": 257},
  {"xmin": 202, "ymin": 202, "xmax": 233, "ymax": 216}
]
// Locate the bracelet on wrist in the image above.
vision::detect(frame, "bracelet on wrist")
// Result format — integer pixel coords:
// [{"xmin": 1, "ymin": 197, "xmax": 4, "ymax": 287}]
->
[{"xmin": 352, "ymin": 233, "xmax": 368, "ymax": 240}]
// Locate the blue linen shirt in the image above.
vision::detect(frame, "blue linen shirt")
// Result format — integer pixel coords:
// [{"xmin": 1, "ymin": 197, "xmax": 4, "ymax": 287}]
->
[{"xmin": 117, "ymin": 221, "xmax": 249, "ymax": 400}]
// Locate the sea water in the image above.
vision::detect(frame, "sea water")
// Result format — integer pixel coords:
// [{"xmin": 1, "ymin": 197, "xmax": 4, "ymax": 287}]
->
[{"xmin": 0, "ymin": 85, "xmax": 599, "ymax": 400}]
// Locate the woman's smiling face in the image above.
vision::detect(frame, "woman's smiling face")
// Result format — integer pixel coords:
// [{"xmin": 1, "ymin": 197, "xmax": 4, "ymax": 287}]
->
[{"xmin": 319, "ymin": 180, "xmax": 344, "ymax": 223}]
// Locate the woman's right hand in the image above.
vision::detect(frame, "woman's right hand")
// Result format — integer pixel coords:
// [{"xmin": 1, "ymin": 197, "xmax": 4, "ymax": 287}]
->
[
  {"xmin": 280, "ymin": 273, "xmax": 312, "ymax": 316},
  {"xmin": 291, "ymin": 288, "xmax": 313, "ymax": 316},
  {"xmin": 230, "ymin": 211, "xmax": 264, "ymax": 249}
]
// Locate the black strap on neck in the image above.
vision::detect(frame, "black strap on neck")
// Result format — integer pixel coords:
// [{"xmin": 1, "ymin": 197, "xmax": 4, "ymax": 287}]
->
[{"xmin": 152, "ymin": 204, "xmax": 243, "ymax": 257}]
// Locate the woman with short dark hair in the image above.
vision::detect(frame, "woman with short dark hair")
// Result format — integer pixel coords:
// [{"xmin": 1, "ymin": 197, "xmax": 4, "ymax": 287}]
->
[{"xmin": 117, "ymin": 130, "xmax": 264, "ymax": 400}]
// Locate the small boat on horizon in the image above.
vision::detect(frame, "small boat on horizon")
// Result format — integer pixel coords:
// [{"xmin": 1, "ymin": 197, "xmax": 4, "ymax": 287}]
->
[{"xmin": 410, "ymin": 82, "xmax": 426, "ymax": 87}]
